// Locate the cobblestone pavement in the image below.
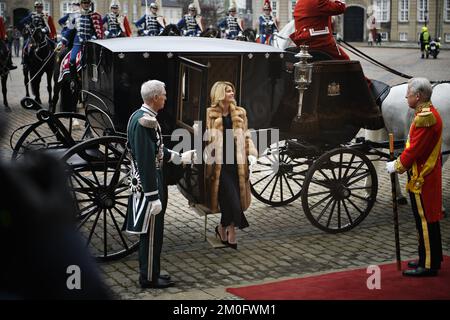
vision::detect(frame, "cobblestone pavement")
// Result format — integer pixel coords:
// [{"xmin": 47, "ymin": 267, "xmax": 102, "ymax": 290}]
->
[{"xmin": 1, "ymin": 46, "xmax": 449, "ymax": 300}]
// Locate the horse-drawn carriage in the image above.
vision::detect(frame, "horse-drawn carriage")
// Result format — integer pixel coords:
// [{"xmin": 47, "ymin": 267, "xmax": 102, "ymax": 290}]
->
[{"xmin": 11, "ymin": 36, "xmax": 395, "ymax": 261}]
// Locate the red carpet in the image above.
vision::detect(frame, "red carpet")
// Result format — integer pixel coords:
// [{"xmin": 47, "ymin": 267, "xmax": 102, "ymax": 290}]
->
[{"xmin": 227, "ymin": 256, "xmax": 450, "ymax": 300}]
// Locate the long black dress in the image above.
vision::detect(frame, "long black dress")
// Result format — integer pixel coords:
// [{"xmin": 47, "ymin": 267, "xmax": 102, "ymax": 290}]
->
[{"xmin": 218, "ymin": 114, "xmax": 249, "ymax": 229}]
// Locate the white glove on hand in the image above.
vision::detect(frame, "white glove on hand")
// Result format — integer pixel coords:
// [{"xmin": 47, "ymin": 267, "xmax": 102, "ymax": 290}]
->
[
  {"xmin": 56, "ymin": 42, "xmax": 63, "ymax": 50},
  {"xmin": 149, "ymin": 199, "xmax": 162, "ymax": 216},
  {"xmin": 181, "ymin": 150, "xmax": 197, "ymax": 164},
  {"xmin": 248, "ymin": 155, "xmax": 257, "ymax": 167},
  {"xmin": 386, "ymin": 161, "xmax": 396, "ymax": 174}
]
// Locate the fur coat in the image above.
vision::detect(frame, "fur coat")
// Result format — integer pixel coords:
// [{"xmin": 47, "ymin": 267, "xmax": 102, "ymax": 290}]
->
[{"xmin": 204, "ymin": 104, "xmax": 258, "ymax": 213}]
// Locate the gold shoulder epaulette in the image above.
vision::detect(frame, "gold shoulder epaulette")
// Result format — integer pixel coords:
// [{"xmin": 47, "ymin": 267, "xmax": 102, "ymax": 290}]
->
[
  {"xmin": 138, "ymin": 114, "xmax": 158, "ymax": 128},
  {"xmin": 414, "ymin": 109, "xmax": 436, "ymax": 128}
]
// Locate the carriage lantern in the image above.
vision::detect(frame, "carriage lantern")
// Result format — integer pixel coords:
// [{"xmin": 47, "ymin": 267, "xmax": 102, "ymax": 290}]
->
[{"xmin": 293, "ymin": 45, "xmax": 313, "ymax": 120}]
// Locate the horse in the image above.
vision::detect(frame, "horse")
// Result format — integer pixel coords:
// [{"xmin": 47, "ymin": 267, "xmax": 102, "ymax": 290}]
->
[
  {"xmin": 51, "ymin": 45, "xmax": 79, "ymax": 114},
  {"xmin": 200, "ymin": 27, "xmax": 221, "ymax": 38},
  {"xmin": 22, "ymin": 27, "xmax": 55, "ymax": 108},
  {"xmin": 160, "ymin": 24, "xmax": 182, "ymax": 36},
  {"xmin": 0, "ymin": 39, "xmax": 11, "ymax": 112},
  {"xmin": 239, "ymin": 28, "xmax": 257, "ymax": 42}
]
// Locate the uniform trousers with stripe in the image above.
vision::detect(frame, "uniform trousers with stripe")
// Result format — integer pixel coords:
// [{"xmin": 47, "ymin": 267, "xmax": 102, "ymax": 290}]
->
[
  {"xmin": 139, "ymin": 169, "xmax": 168, "ymax": 281},
  {"xmin": 409, "ymin": 191, "xmax": 443, "ymax": 270}
]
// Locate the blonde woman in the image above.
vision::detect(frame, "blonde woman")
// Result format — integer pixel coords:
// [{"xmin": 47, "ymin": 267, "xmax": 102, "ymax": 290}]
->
[{"xmin": 204, "ymin": 81, "xmax": 258, "ymax": 249}]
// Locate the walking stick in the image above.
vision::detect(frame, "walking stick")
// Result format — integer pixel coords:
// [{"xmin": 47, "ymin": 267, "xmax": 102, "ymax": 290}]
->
[{"xmin": 389, "ymin": 133, "xmax": 402, "ymax": 271}]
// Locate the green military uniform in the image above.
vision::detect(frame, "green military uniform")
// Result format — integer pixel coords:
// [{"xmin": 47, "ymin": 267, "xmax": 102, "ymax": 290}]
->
[{"xmin": 125, "ymin": 105, "xmax": 173, "ymax": 282}]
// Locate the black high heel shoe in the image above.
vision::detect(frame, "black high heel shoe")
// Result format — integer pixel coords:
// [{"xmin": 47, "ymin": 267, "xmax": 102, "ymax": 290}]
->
[
  {"xmin": 226, "ymin": 230, "xmax": 238, "ymax": 250},
  {"xmin": 215, "ymin": 226, "xmax": 228, "ymax": 245}
]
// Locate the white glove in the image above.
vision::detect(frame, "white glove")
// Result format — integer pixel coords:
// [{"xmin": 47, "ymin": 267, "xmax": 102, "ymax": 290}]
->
[
  {"xmin": 149, "ymin": 199, "xmax": 162, "ymax": 216},
  {"xmin": 56, "ymin": 42, "xmax": 63, "ymax": 50},
  {"xmin": 386, "ymin": 161, "xmax": 396, "ymax": 174},
  {"xmin": 104, "ymin": 30, "xmax": 110, "ymax": 37},
  {"xmin": 248, "ymin": 155, "xmax": 257, "ymax": 167},
  {"xmin": 181, "ymin": 150, "xmax": 197, "ymax": 164}
]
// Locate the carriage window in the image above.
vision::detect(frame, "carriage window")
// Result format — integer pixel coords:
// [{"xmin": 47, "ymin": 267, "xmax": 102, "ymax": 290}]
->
[{"xmin": 179, "ymin": 65, "xmax": 203, "ymax": 127}]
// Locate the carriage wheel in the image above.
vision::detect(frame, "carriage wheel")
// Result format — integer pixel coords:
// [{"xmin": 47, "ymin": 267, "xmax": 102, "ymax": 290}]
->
[
  {"xmin": 301, "ymin": 148, "xmax": 377, "ymax": 233},
  {"xmin": 11, "ymin": 112, "xmax": 91, "ymax": 160},
  {"xmin": 250, "ymin": 140, "xmax": 309, "ymax": 206},
  {"xmin": 61, "ymin": 136, "xmax": 139, "ymax": 261}
]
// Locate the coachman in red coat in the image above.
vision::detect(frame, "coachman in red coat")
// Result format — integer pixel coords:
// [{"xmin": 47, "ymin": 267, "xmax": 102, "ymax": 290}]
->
[
  {"xmin": 386, "ymin": 78, "xmax": 444, "ymax": 277},
  {"xmin": 290, "ymin": 0, "xmax": 349, "ymax": 60}
]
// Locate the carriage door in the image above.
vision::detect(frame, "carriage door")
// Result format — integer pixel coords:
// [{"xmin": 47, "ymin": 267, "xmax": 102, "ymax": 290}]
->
[{"xmin": 176, "ymin": 56, "xmax": 208, "ymax": 205}]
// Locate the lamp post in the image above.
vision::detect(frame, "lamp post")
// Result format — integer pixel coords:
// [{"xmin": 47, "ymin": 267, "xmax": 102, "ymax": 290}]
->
[{"xmin": 293, "ymin": 45, "xmax": 313, "ymax": 121}]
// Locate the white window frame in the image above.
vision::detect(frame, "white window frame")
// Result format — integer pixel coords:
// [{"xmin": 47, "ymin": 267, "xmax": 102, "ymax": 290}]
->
[
  {"xmin": 398, "ymin": 0, "xmax": 409, "ymax": 22},
  {"xmin": 445, "ymin": 0, "xmax": 450, "ymax": 22},
  {"xmin": 133, "ymin": 2, "xmax": 138, "ymax": 21},
  {"xmin": 374, "ymin": 0, "xmax": 390, "ymax": 23},
  {"xmin": 271, "ymin": 1, "xmax": 278, "ymax": 19},
  {"xmin": 399, "ymin": 32, "xmax": 408, "ymax": 41},
  {"xmin": 417, "ymin": 0, "xmax": 429, "ymax": 23},
  {"xmin": 380, "ymin": 31, "xmax": 389, "ymax": 41},
  {"xmin": 61, "ymin": 1, "xmax": 71, "ymax": 16},
  {"xmin": 288, "ymin": 0, "xmax": 296, "ymax": 20},
  {"xmin": 445, "ymin": 33, "xmax": 450, "ymax": 43},
  {"xmin": 123, "ymin": 2, "xmax": 128, "ymax": 16},
  {"xmin": 0, "ymin": 2, "xmax": 6, "ymax": 18}
]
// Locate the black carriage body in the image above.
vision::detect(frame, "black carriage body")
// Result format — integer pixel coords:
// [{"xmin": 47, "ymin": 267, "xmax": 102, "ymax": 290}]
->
[
  {"xmin": 82, "ymin": 37, "xmax": 286, "ymax": 206},
  {"xmin": 83, "ymin": 37, "xmax": 286, "ymax": 134}
]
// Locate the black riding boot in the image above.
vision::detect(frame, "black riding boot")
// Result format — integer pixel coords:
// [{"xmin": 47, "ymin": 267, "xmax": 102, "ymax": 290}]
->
[
  {"xmin": 69, "ymin": 63, "xmax": 78, "ymax": 91},
  {"xmin": 7, "ymin": 53, "xmax": 17, "ymax": 70}
]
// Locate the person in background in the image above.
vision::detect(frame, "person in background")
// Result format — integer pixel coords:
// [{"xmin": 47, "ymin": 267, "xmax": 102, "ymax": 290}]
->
[
  {"xmin": 177, "ymin": 2, "xmax": 204, "ymax": 37},
  {"xmin": 102, "ymin": 1, "xmax": 132, "ymax": 38},
  {"xmin": 419, "ymin": 26, "xmax": 430, "ymax": 58},
  {"xmin": 217, "ymin": 4, "xmax": 243, "ymax": 40},
  {"xmin": 0, "ymin": 16, "xmax": 16, "ymax": 70},
  {"xmin": 258, "ymin": 0, "xmax": 278, "ymax": 45},
  {"xmin": 135, "ymin": 2, "xmax": 166, "ymax": 37}
]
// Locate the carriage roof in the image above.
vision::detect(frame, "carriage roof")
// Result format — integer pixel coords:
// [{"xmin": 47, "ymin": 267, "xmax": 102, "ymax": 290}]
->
[{"xmin": 90, "ymin": 36, "xmax": 285, "ymax": 54}]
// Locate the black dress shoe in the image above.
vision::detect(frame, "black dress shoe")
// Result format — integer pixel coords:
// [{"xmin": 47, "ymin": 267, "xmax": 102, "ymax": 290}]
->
[
  {"xmin": 139, "ymin": 277, "xmax": 175, "ymax": 289},
  {"xmin": 159, "ymin": 274, "xmax": 171, "ymax": 281},
  {"xmin": 402, "ymin": 267, "xmax": 438, "ymax": 277},
  {"xmin": 407, "ymin": 260, "xmax": 419, "ymax": 269}
]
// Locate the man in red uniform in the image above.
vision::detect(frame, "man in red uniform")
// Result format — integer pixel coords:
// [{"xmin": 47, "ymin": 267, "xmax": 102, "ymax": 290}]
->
[
  {"xmin": 290, "ymin": 0, "xmax": 349, "ymax": 60},
  {"xmin": 386, "ymin": 77, "xmax": 443, "ymax": 277}
]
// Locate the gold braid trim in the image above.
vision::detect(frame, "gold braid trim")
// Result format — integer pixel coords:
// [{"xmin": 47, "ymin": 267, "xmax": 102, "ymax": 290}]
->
[
  {"xmin": 394, "ymin": 158, "xmax": 407, "ymax": 174},
  {"xmin": 414, "ymin": 102, "xmax": 436, "ymax": 128},
  {"xmin": 406, "ymin": 135, "xmax": 442, "ymax": 194}
]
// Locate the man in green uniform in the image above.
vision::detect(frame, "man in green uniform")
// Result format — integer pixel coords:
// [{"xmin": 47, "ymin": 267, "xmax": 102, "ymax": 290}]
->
[{"xmin": 126, "ymin": 80, "xmax": 196, "ymax": 289}]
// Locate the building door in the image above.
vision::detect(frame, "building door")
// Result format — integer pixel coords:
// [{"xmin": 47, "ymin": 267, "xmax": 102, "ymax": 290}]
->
[
  {"xmin": 344, "ymin": 6, "xmax": 364, "ymax": 42},
  {"xmin": 13, "ymin": 8, "xmax": 30, "ymax": 27}
]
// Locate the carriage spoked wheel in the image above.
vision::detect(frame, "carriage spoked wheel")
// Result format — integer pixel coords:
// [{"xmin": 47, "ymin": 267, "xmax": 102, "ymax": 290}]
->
[
  {"xmin": 11, "ymin": 112, "xmax": 91, "ymax": 160},
  {"xmin": 301, "ymin": 148, "xmax": 378, "ymax": 233},
  {"xmin": 250, "ymin": 140, "xmax": 309, "ymax": 206},
  {"xmin": 60, "ymin": 136, "xmax": 139, "ymax": 261}
]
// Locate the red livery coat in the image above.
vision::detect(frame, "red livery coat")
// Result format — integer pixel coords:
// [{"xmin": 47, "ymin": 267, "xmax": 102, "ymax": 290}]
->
[
  {"xmin": 399, "ymin": 105, "xmax": 443, "ymax": 223},
  {"xmin": 290, "ymin": 0, "xmax": 349, "ymax": 60}
]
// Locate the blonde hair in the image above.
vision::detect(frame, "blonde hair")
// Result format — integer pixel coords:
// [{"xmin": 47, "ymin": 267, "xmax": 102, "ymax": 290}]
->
[{"xmin": 210, "ymin": 81, "xmax": 236, "ymax": 109}]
